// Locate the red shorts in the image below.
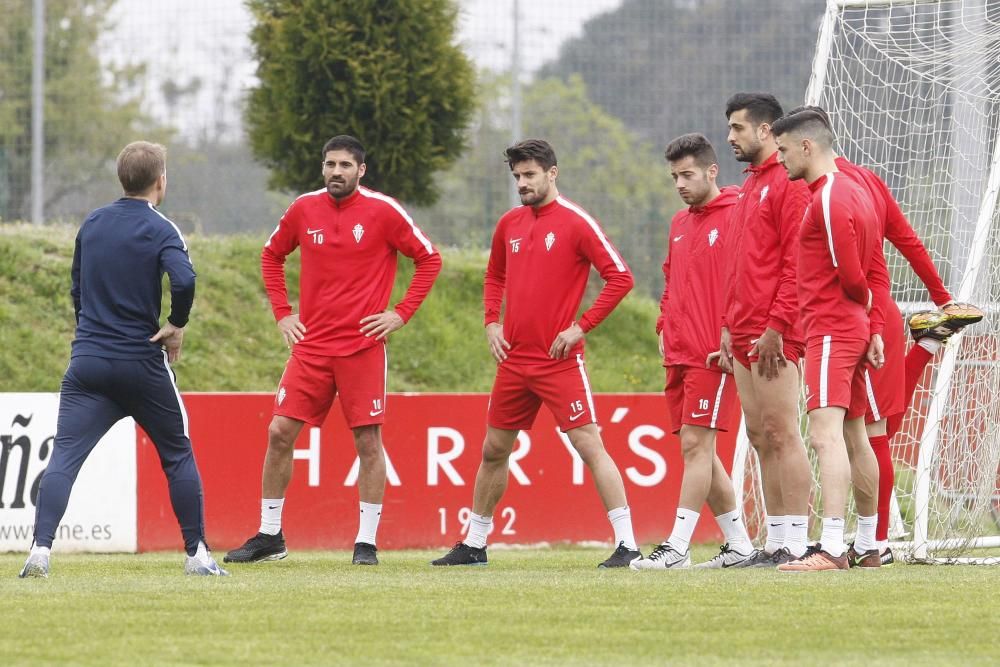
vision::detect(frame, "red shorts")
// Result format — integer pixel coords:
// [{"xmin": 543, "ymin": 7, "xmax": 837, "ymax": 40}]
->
[
  {"xmin": 664, "ymin": 366, "xmax": 738, "ymax": 434},
  {"xmin": 730, "ymin": 331, "xmax": 805, "ymax": 370},
  {"xmin": 863, "ymin": 305, "xmax": 905, "ymax": 423},
  {"xmin": 488, "ymin": 355, "xmax": 597, "ymax": 432},
  {"xmin": 802, "ymin": 336, "xmax": 868, "ymax": 415},
  {"xmin": 274, "ymin": 344, "xmax": 387, "ymax": 428}
]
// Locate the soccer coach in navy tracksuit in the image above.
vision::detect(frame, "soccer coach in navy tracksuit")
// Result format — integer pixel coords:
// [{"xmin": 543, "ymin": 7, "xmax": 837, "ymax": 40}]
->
[{"xmin": 19, "ymin": 141, "xmax": 226, "ymax": 578}]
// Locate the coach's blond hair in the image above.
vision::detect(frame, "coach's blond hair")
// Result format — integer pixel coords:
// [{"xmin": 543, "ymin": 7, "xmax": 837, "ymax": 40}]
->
[{"xmin": 117, "ymin": 141, "xmax": 167, "ymax": 195}]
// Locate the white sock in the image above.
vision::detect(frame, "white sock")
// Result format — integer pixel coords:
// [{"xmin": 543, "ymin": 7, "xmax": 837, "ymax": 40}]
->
[
  {"xmin": 715, "ymin": 509, "xmax": 753, "ymax": 554},
  {"xmin": 855, "ymin": 514, "xmax": 878, "ymax": 552},
  {"xmin": 876, "ymin": 539, "xmax": 890, "ymax": 553},
  {"xmin": 666, "ymin": 507, "xmax": 699, "ymax": 554},
  {"xmin": 821, "ymin": 517, "xmax": 846, "ymax": 557},
  {"xmin": 464, "ymin": 512, "xmax": 492, "ymax": 549},
  {"xmin": 355, "ymin": 501, "xmax": 383, "ymax": 545},
  {"xmin": 259, "ymin": 498, "xmax": 284, "ymax": 535},
  {"xmin": 918, "ymin": 338, "xmax": 942, "ymax": 354},
  {"xmin": 785, "ymin": 515, "xmax": 810, "ymax": 557},
  {"xmin": 764, "ymin": 515, "xmax": 787, "ymax": 554},
  {"xmin": 30, "ymin": 545, "xmax": 51, "ymax": 557},
  {"xmin": 608, "ymin": 505, "xmax": 638, "ymax": 550},
  {"xmin": 194, "ymin": 540, "xmax": 209, "ymax": 561}
]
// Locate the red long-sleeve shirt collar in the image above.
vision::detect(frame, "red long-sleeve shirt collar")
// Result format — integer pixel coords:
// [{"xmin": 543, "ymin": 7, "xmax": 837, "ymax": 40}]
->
[
  {"xmin": 528, "ymin": 198, "xmax": 560, "ymax": 217},
  {"xmin": 328, "ymin": 188, "xmax": 362, "ymax": 209},
  {"xmin": 688, "ymin": 187, "xmax": 738, "ymax": 215},
  {"xmin": 743, "ymin": 150, "xmax": 780, "ymax": 175},
  {"xmin": 807, "ymin": 172, "xmax": 834, "ymax": 193}
]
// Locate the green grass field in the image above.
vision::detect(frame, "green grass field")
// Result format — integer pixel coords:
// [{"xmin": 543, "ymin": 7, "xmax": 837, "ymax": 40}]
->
[{"xmin": 2, "ymin": 547, "xmax": 998, "ymax": 666}]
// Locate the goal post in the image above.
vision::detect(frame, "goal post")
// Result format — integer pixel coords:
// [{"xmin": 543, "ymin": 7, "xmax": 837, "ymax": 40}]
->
[{"xmin": 733, "ymin": 0, "xmax": 1000, "ymax": 564}]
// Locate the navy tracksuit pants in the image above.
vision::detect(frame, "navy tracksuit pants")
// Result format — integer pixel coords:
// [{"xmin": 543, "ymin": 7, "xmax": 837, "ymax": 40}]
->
[{"xmin": 33, "ymin": 354, "xmax": 206, "ymax": 555}]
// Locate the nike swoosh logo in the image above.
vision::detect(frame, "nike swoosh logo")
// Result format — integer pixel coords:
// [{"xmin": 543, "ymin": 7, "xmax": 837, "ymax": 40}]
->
[
  {"xmin": 721, "ymin": 553, "xmax": 752, "ymax": 568},
  {"xmin": 306, "ymin": 228, "xmax": 323, "ymax": 234},
  {"xmin": 790, "ymin": 523, "xmax": 805, "ymax": 527},
  {"xmin": 568, "ymin": 411, "xmax": 586, "ymax": 421},
  {"xmin": 369, "ymin": 409, "xmax": 384, "ymax": 416},
  {"xmin": 673, "ymin": 235, "xmax": 684, "ymax": 242},
  {"xmin": 267, "ymin": 505, "xmax": 280, "ymax": 510},
  {"xmin": 691, "ymin": 412, "xmax": 710, "ymax": 418},
  {"xmin": 768, "ymin": 523, "xmax": 780, "ymax": 527}
]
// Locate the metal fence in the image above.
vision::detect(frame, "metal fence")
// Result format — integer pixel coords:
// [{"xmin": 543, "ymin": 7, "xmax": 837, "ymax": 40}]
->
[{"xmin": 0, "ymin": 0, "xmax": 826, "ymax": 296}]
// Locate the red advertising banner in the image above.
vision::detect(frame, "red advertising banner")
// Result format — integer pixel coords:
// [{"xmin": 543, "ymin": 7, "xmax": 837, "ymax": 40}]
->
[{"xmin": 137, "ymin": 394, "xmax": 739, "ymax": 552}]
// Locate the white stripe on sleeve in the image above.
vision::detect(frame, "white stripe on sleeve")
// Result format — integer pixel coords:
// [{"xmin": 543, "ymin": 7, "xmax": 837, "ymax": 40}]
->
[
  {"xmin": 359, "ymin": 186, "xmax": 434, "ymax": 255},
  {"xmin": 820, "ymin": 173, "xmax": 838, "ymax": 267},
  {"xmin": 148, "ymin": 202, "xmax": 188, "ymax": 252},
  {"xmin": 556, "ymin": 196, "xmax": 626, "ymax": 272}
]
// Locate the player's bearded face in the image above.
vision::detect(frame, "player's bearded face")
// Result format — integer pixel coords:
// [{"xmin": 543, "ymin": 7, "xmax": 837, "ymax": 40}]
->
[
  {"xmin": 727, "ymin": 110, "xmax": 763, "ymax": 163},
  {"xmin": 322, "ymin": 149, "xmax": 365, "ymax": 199},
  {"xmin": 512, "ymin": 160, "xmax": 555, "ymax": 206}
]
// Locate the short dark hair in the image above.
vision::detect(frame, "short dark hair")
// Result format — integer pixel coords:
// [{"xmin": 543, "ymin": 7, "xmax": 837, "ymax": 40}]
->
[
  {"xmin": 322, "ymin": 135, "xmax": 365, "ymax": 164},
  {"xmin": 505, "ymin": 139, "xmax": 557, "ymax": 171},
  {"xmin": 786, "ymin": 104, "xmax": 833, "ymax": 132},
  {"xmin": 117, "ymin": 141, "xmax": 166, "ymax": 195},
  {"xmin": 664, "ymin": 133, "xmax": 718, "ymax": 168},
  {"xmin": 725, "ymin": 92, "xmax": 784, "ymax": 125},
  {"xmin": 770, "ymin": 109, "xmax": 835, "ymax": 147}
]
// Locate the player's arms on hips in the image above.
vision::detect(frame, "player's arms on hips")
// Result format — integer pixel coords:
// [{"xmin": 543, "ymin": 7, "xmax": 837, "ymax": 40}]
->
[
  {"xmin": 716, "ymin": 327, "xmax": 734, "ymax": 373},
  {"xmin": 277, "ymin": 313, "xmax": 307, "ymax": 349},
  {"xmin": 486, "ymin": 322, "xmax": 510, "ymax": 362},
  {"xmin": 150, "ymin": 322, "xmax": 185, "ymax": 363},
  {"xmin": 549, "ymin": 322, "xmax": 584, "ymax": 360},
  {"xmin": 750, "ymin": 327, "xmax": 786, "ymax": 380},
  {"xmin": 360, "ymin": 310, "xmax": 404, "ymax": 340},
  {"xmin": 867, "ymin": 333, "xmax": 885, "ymax": 369}
]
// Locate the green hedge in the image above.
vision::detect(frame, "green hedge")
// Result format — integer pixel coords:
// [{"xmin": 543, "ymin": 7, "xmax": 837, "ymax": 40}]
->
[{"xmin": 0, "ymin": 224, "xmax": 663, "ymax": 392}]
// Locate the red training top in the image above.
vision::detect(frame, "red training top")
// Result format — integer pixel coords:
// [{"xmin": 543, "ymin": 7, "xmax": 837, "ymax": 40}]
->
[
  {"xmin": 261, "ymin": 185, "xmax": 442, "ymax": 358},
  {"xmin": 723, "ymin": 151, "xmax": 811, "ymax": 341},
  {"xmin": 483, "ymin": 195, "xmax": 634, "ymax": 365},
  {"xmin": 798, "ymin": 172, "xmax": 878, "ymax": 339},
  {"xmin": 657, "ymin": 187, "xmax": 738, "ymax": 368},
  {"xmin": 835, "ymin": 157, "xmax": 952, "ymax": 309}
]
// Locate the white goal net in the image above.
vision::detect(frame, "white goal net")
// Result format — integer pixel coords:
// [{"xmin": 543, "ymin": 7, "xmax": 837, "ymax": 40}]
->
[{"xmin": 735, "ymin": 0, "xmax": 1000, "ymax": 563}]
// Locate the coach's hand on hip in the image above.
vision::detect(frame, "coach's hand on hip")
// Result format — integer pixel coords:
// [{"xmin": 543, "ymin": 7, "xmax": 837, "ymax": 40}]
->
[
  {"xmin": 360, "ymin": 310, "xmax": 404, "ymax": 340},
  {"xmin": 549, "ymin": 322, "xmax": 584, "ymax": 360},
  {"xmin": 150, "ymin": 323, "xmax": 185, "ymax": 363}
]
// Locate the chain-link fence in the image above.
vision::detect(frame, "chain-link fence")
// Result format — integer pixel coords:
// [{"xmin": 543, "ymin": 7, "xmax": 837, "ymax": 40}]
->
[{"xmin": 0, "ymin": 0, "xmax": 826, "ymax": 296}]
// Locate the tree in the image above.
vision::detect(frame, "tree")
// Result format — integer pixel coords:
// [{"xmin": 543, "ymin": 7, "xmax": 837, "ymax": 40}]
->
[
  {"xmin": 245, "ymin": 0, "xmax": 476, "ymax": 205},
  {"xmin": 0, "ymin": 0, "xmax": 157, "ymax": 222},
  {"xmin": 541, "ymin": 0, "xmax": 825, "ymax": 185},
  {"xmin": 414, "ymin": 73, "xmax": 681, "ymax": 298}
]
